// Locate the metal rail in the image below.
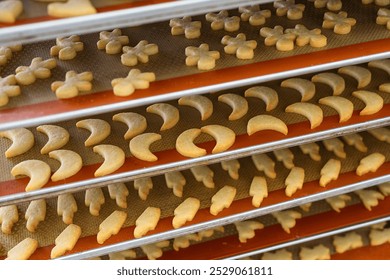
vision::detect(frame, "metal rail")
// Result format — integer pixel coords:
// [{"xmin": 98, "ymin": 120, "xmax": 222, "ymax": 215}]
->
[{"xmin": 56, "ymin": 174, "xmax": 390, "ymax": 259}]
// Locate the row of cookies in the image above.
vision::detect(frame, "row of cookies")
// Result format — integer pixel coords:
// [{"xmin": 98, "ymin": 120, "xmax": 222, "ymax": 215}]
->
[
  {"xmin": 0, "ymin": 130, "xmax": 388, "ymax": 259},
  {"xmin": 91, "ymin": 183, "xmax": 390, "ymax": 260}
]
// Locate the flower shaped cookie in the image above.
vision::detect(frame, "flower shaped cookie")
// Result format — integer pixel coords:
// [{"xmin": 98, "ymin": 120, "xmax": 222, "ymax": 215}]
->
[
  {"xmin": 285, "ymin": 24, "xmax": 327, "ymax": 47},
  {"xmin": 111, "ymin": 69, "xmax": 156, "ymax": 96},
  {"xmin": 185, "ymin": 43, "xmax": 220, "ymax": 70},
  {"xmin": 97, "ymin": 29, "xmax": 129, "ymax": 54},
  {"xmin": 322, "ymin": 11, "xmax": 356, "ymax": 34},
  {"xmin": 260, "ymin": 25, "xmax": 296, "ymax": 51},
  {"xmin": 274, "ymin": 0, "xmax": 305, "ymax": 20},
  {"xmin": 205, "ymin": 10, "xmax": 240, "ymax": 32},
  {"xmin": 239, "ymin": 5, "xmax": 271, "ymax": 26},
  {"xmin": 50, "ymin": 35, "xmax": 84, "ymax": 60},
  {"xmin": 221, "ymin": 33, "xmax": 257, "ymax": 59},
  {"xmin": 51, "ymin": 71, "xmax": 93, "ymax": 99},
  {"xmin": 170, "ymin": 16, "xmax": 202, "ymax": 39},
  {"xmin": 0, "ymin": 75, "xmax": 20, "ymax": 106},
  {"xmin": 121, "ymin": 40, "xmax": 159, "ymax": 67}
]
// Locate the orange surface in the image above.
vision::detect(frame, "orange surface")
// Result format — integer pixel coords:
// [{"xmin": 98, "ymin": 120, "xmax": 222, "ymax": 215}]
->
[
  {"xmin": 0, "ymin": 0, "xmax": 175, "ymax": 28},
  {"xmin": 1, "ymin": 164, "xmax": 387, "ymax": 260},
  {"xmin": 1, "ymin": 106, "xmax": 389, "ymax": 197},
  {"xmin": 1, "ymin": 38, "xmax": 390, "ymax": 125}
]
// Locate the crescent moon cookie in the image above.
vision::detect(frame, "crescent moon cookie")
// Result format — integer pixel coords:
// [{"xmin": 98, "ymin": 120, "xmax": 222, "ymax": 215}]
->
[
  {"xmin": 107, "ymin": 183, "xmax": 129, "ymax": 209},
  {"xmin": 50, "ymin": 224, "xmax": 81, "ymax": 259},
  {"xmin": 48, "ymin": 0, "xmax": 96, "ymax": 17},
  {"xmin": 218, "ymin": 93, "xmax": 249, "ymax": 120},
  {"xmin": 0, "ymin": 128, "xmax": 34, "ymax": 158},
  {"xmin": 221, "ymin": 33, "xmax": 257, "ymax": 60},
  {"xmin": 121, "ymin": 40, "xmax": 159, "ymax": 67},
  {"xmin": 274, "ymin": 0, "xmax": 305, "ymax": 20},
  {"xmin": 352, "ymin": 90, "xmax": 384, "ymax": 115},
  {"xmin": 130, "ymin": 133, "xmax": 162, "ymax": 162},
  {"xmin": 165, "ymin": 171, "xmax": 186, "ymax": 197},
  {"xmin": 0, "ymin": 0, "xmax": 23, "ymax": 23},
  {"xmin": 260, "ymin": 25, "xmax": 296, "ymax": 52},
  {"xmin": 356, "ymin": 153, "xmax": 386, "ymax": 176},
  {"xmin": 0, "ymin": 74, "xmax": 21, "ymax": 107},
  {"xmin": 176, "ymin": 128, "xmax": 206, "ymax": 158},
  {"xmin": 11, "ymin": 160, "xmax": 51, "ymax": 191},
  {"xmin": 318, "ymin": 96, "xmax": 354, "ymax": 123},
  {"xmin": 338, "ymin": 66, "xmax": 371, "ymax": 89},
  {"xmin": 134, "ymin": 207, "xmax": 161, "ymax": 238},
  {"xmin": 281, "ymin": 78, "xmax": 316, "ymax": 101},
  {"xmin": 57, "ymin": 193, "xmax": 77, "ymax": 225},
  {"xmin": 51, "ymin": 71, "xmax": 93, "ymax": 99},
  {"xmin": 251, "ymin": 153, "xmax": 277, "ymax": 179},
  {"xmin": 49, "ymin": 150, "xmax": 83, "ymax": 181},
  {"xmin": 97, "ymin": 210, "xmax": 127, "ymax": 244},
  {"xmin": 311, "ymin": 72, "xmax": 345, "ymax": 95},
  {"xmin": 85, "ymin": 188, "xmax": 105, "ymax": 216},
  {"xmin": 50, "ymin": 35, "xmax": 84, "ymax": 60},
  {"xmin": 244, "ymin": 86, "xmax": 279, "ymax": 111},
  {"xmin": 37, "ymin": 125, "xmax": 70, "ymax": 154},
  {"xmin": 172, "ymin": 197, "xmax": 200, "ymax": 229},
  {"xmin": 205, "ymin": 10, "xmax": 240, "ymax": 32},
  {"xmin": 201, "ymin": 125, "xmax": 236, "ymax": 153},
  {"xmin": 5, "ymin": 238, "xmax": 38, "ymax": 260},
  {"xmin": 178, "ymin": 95, "xmax": 213, "ymax": 121},
  {"xmin": 93, "ymin": 144, "xmax": 125, "ymax": 177},
  {"xmin": 15, "ymin": 57, "xmax": 57, "ymax": 86},
  {"xmin": 239, "ymin": 5, "xmax": 271, "ymax": 26},
  {"xmin": 319, "ymin": 158, "xmax": 341, "ymax": 187},
  {"xmin": 322, "ymin": 11, "xmax": 356, "ymax": 34},
  {"xmin": 249, "ymin": 176, "xmax": 268, "ymax": 207},
  {"xmin": 368, "ymin": 59, "xmax": 390, "ymax": 76},
  {"xmin": 185, "ymin": 44, "xmax": 220, "ymax": 71},
  {"xmin": 112, "ymin": 112, "xmax": 147, "ymax": 140},
  {"xmin": 146, "ymin": 103, "xmax": 180, "ymax": 131},
  {"xmin": 234, "ymin": 220, "xmax": 264, "ymax": 243},
  {"xmin": 0, "ymin": 205, "xmax": 18, "ymax": 234},
  {"xmin": 170, "ymin": 16, "xmax": 202, "ymax": 39},
  {"xmin": 285, "ymin": 102, "xmax": 323, "ymax": 129},
  {"xmin": 76, "ymin": 118, "xmax": 111, "ymax": 147},
  {"xmin": 111, "ymin": 69, "xmax": 156, "ymax": 97},
  {"xmin": 247, "ymin": 115, "xmax": 288, "ymax": 136},
  {"xmin": 210, "ymin": 185, "xmax": 237, "ymax": 216},
  {"xmin": 97, "ymin": 29, "xmax": 129, "ymax": 54}
]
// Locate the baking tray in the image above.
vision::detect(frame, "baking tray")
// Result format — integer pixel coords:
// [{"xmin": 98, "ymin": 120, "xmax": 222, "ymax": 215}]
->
[
  {"xmin": 1, "ymin": 0, "xmax": 390, "ymax": 129},
  {"xmin": 0, "ymin": 63, "xmax": 389, "ymax": 205},
  {"xmin": 0, "ymin": 133, "xmax": 388, "ymax": 259}
]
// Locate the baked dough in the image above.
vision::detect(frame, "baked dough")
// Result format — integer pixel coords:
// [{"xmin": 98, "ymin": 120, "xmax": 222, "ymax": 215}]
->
[
  {"xmin": 109, "ymin": 250, "xmax": 136, "ymax": 260},
  {"xmin": 129, "ymin": 133, "xmax": 161, "ymax": 162},
  {"xmin": 198, "ymin": 226, "xmax": 225, "ymax": 240},
  {"xmin": 369, "ymin": 228, "xmax": 390, "ymax": 246},
  {"xmin": 51, "ymin": 224, "xmax": 81, "ymax": 259},
  {"xmin": 249, "ymin": 176, "xmax": 268, "ymax": 207},
  {"xmin": 5, "ymin": 238, "xmax": 38, "ymax": 260},
  {"xmin": 367, "ymin": 127, "xmax": 390, "ymax": 144},
  {"xmin": 11, "ymin": 160, "xmax": 51, "ymax": 191},
  {"xmin": 0, "ymin": 205, "xmax": 18, "ymax": 234},
  {"xmin": 239, "ymin": 5, "xmax": 271, "ymax": 26},
  {"xmin": 57, "ymin": 193, "xmax": 77, "ymax": 224},
  {"xmin": 322, "ymin": 138, "xmax": 346, "ymax": 158},
  {"xmin": 376, "ymin": 8, "xmax": 390, "ymax": 30},
  {"xmin": 173, "ymin": 234, "xmax": 199, "ymax": 251},
  {"xmin": 172, "ymin": 197, "xmax": 200, "ymax": 229},
  {"xmin": 247, "ymin": 114, "xmax": 288, "ymax": 136},
  {"xmin": 362, "ymin": 0, "xmax": 390, "ymax": 6},
  {"xmin": 281, "ymin": 78, "xmax": 316, "ymax": 101},
  {"xmin": 201, "ymin": 125, "xmax": 236, "ymax": 153},
  {"xmin": 285, "ymin": 166, "xmax": 305, "ymax": 197},
  {"xmin": 76, "ymin": 118, "xmax": 111, "ymax": 147},
  {"xmin": 251, "ymin": 153, "xmax": 276, "ymax": 179},
  {"xmin": 165, "ymin": 171, "xmax": 186, "ymax": 197},
  {"xmin": 221, "ymin": 33, "xmax": 257, "ymax": 60},
  {"xmin": 299, "ymin": 142, "xmax": 321, "ymax": 161},
  {"xmin": 97, "ymin": 210, "xmax": 127, "ymax": 244},
  {"xmin": 272, "ymin": 210, "xmax": 302, "ymax": 233},
  {"xmin": 48, "ymin": 0, "xmax": 96, "ymax": 17},
  {"xmin": 121, "ymin": 40, "xmax": 159, "ymax": 67},
  {"xmin": 51, "ymin": 71, "xmax": 93, "ymax": 99},
  {"xmin": 178, "ymin": 95, "xmax": 213, "ymax": 121},
  {"xmin": 356, "ymin": 153, "xmax": 386, "ymax": 176},
  {"xmin": 320, "ymin": 158, "xmax": 341, "ymax": 187},
  {"xmin": 111, "ymin": 69, "xmax": 156, "ymax": 96},
  {"xmin": 93, "ymin": 144, "xmax": 125, "ymax": 177},
  {"xmin": 134, "ymin": 207, "xmax": 161, "ymax": 238},
  {"xmin": 0, "ymin": 74, "xmax": 21, "ymax": 107},
  {"xmin": 333, "ymin": 232, "xmax": 363, "ymax": 253},
  {"xmin": 218, "ymin": 93, "xmax": 249, "ymax": 120},
  {"xmin": 107, "ymin": 183, "xmax": 129, "ymax": 209},
  {"xmin": 260, "ymin": 25, "xmax": 296, "ymax": 51},
  {"xmin": 322, "ymin": 11, "xmax": 356, "ymax": 34},
  {"xmin": 299, "ymin": 244, "xmax": 330, "ymax": 260},
  {"xmin": 170, "ymin": 16, "xmax": 201, "ymax": 39},
  {"xmin": 309, "ymin": 0, "xmax": 342, "ymax": 11},
  {"xmin": 205, "ymin": 10, "xmax": 240, "ymax": 32},
  {"xmin": 341, "ymin": 133, "xmax": 368, "ymax": 152},
  {"xmin": 37, "ymin": 125, "xmax": 70, "ymax": 154},
  {"xmin": 85, "ymin": 188, "xmax": 105, "ymax": 216},
  {"xmin": 274, "ymin": 148, "xmax": 295, "ymax": 169},
  {"xmin": 25, "ymin": 199, "xmax": 46, "ymax": 232},
  {"xmin": 185, "ymin": 44, "xmax": 220, "ymax": 71},
  {"xmin": 285, "ymin": 102, "xmax": 323, "ymax": 129},
  {"xmin": 221, "ymin": 159, "xmax": 240, "ymax": 180},
  {"xmin": 318, "ymin": 96, "xmax": 354, "ymax": 123},
  {"xmin": 15, "ymin": 57, "xmax": 56, "ymax": 86},
  {"xmin": 0, "ymin": 0, "xmax": 23, "ymax": 23},
  {"xmin": 285, "ymin": 24, "xmax": 327, "ymax": 48},
  {"xmin": 112, "ymin": 112, "xmax": 147, "ymax": 140},
  {"xmin": 368, "ymin": 59, "xmax": 390, "ymax": 76},
  {"xmin": 141, "ymin": 241, "xmax": 169, "ymax": 260},
  {"xmin": 261, "ymin": 249, "xmax": 293, "ymax": 260},
  {"xmin": 326, "ymin": 194, "xmax": 351, "ymax": 212},
  {"xmin": 311, "ymin": 72, "xmax": 345, "ymax": 95},
  {"xmin": 0, "ymin": 128, "xmax": 34, "ymax": 158},
  {"xmin": 274, "ymin": 0, "xmax": 305, "ymax": 20},
  {"xmin": 49, "ymin": 149, "xmax": 83, "ymax": 181},
  {"xmin": 210, "ymin": 186, "xmax": 236, "ymax": 216},
  {"xmin": 338, "ymin": 66, "xmax": 371, "ymax": 89},
  {"xmin": 355, "ymin": 189, "xmax": 385, "ymax": 210},
  {"xmin": 190, "ymin": 165, "xmax": 215, "ymax": 188},
  {"xmin": 97, "ymin": 28, "xmax": 129, "ymax": 54},
  {"xmin": 50, "ymin": 35, "xmax": 84, "ymax": 60},
  {"xmin": 352, "ymin": 90, "xmax": 384, "ymax": 115},
  {"xmin": 134, "ymin": 177, "xmax": 153, "ymax": 201},
  {"xmin": 146, "ymin": 103, "xmax": 180, "ymax": 131},
  {"xmin": 176, "ymin": 128, "xmax": 206, "ymax": 158},
  {"xmin": 234, "ymin": 220, "xmax": 264, "ymax": 243},
  {"xmin": 244, "ymin": 86, "xmax": 279, "ymax": 111}
]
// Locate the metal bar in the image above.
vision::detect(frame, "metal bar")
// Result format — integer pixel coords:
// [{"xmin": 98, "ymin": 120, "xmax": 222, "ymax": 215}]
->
[
  {"xmin": 56, "ymin": 174, "xmax": 390, "ymax": 260},
  {"xmin": 0, "ymin": 0, "xmax": 273, "ymax": 45},
  {"xmin": 225, "ymin": 215, "xmax": 390, "ymax": 260},
  {"xmin": 0, "ymin": 116, "xmax": 389, "ymax": 207},
  {"xmin": 1, "ymin": 51, "xmax": 389, "ymax": 131}
]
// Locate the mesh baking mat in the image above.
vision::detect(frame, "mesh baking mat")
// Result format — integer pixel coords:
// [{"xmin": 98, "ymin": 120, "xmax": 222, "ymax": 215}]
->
[
  {"xmin": 0, "ymin": 131, "xmax": 388, "ymax": 257},
  {"xmin": 1, "ymin": 0, "xmax": 389, "ymax": 109},
  {"xmin": 0, "ymin": 64, "xmax": 389, "ymax": 183},
  {"xmin": 245, "ymin": 220, "xmax": 390, "ymax": 260}
]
